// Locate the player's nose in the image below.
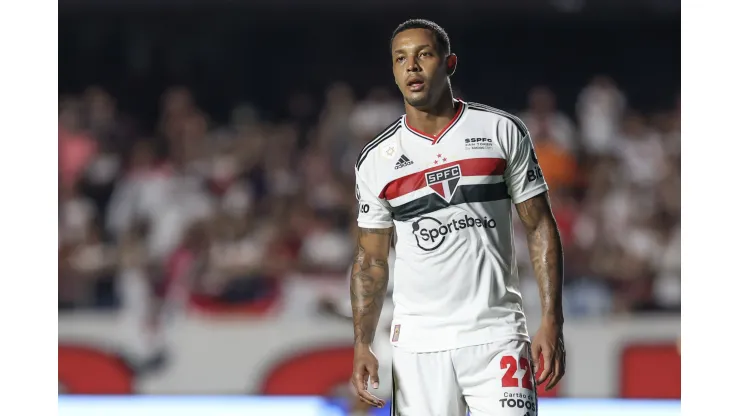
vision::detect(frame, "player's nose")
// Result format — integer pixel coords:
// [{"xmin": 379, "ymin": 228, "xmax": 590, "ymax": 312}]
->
[{"xmin": 405, "ymin": 57, "xmax": 421, "ymax": 72}]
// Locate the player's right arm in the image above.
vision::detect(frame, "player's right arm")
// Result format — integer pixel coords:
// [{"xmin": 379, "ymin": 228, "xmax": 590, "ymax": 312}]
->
[
  {"xmin": 351, "ymin": 167, "xmax": 394, "ymax": 408},
  {"xmin": 351, "ymin": 227, "xmax": 393, "ymax": 347}
]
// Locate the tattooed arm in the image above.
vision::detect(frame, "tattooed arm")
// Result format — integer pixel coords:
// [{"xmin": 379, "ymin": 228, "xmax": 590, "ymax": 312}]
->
[
  {"xmin": 515, "ymin": 192, "xmax": 566, "ymax": 390},
  {"xmin": 351, "ymin": 227, "xmax": 393, "ymax": 346},
  {"xmin": 516, "ymin": 193, "xmax": 564, "ymax": 325},
  {"xmin": 350, "ymin": 226, "xmax": 393, "ymax": 408}
]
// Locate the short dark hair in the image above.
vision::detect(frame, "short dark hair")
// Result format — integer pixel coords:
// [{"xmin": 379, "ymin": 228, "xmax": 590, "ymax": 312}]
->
[{"xmin": 391, "ymin": 19, "xmax": 451, "ymax": 56}]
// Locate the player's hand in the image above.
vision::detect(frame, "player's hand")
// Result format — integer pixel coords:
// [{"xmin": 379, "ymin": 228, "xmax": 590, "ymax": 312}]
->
[
  {"xmin": 531, "ymin": 319, "xmax": 566, "ymax": 391},
  {"xmin": 351, "ymin": 345, "xmax": 385, "ymax": 408}
]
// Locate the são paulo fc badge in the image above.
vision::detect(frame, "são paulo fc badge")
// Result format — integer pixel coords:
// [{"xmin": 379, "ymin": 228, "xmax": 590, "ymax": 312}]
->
[{"xmin": 425, "ymin": 164, "xmax": 461, "ymax": 202}]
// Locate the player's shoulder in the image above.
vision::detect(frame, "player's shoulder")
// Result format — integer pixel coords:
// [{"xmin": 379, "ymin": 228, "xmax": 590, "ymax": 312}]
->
[
  {"xmin": 355, "ymin": 115, "xmax": 404, "ymax": 172},
  {"xmin": 465, "ymin": 101, "xmax": 528, "ymax": 137}
]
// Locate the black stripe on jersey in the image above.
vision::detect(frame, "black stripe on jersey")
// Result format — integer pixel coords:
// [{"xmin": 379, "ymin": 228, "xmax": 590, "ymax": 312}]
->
[
  {"xmin": 356, "ymin": 123, "xmax": 401, "ymax": 170},
  {"xmin": 389, "ymin": 182, "xmax": 510, "ymax": 222},
  {"xmin": 359, "ymin": 116, "xmax": 402, "ymax": 156},
  {"xmin": 356, "ymin": 117, "xmax": 402, "ymax": 170},
  {"xmin": 467, "ymin": 102, "xmax": 528, "ymax": 137},
  {"xmin": 356, "ymin": 118, "xmax": 402, "ymax": 168}
]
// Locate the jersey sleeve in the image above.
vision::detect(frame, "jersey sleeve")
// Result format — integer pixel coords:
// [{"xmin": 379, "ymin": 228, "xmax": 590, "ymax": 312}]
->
[
  {"xmin": 502, "ymin": 121, "xmax": 549, "ymax": 204},
  {"xmin": 355, "ymin": 168, "xmax": 394, "ymax": 229}
]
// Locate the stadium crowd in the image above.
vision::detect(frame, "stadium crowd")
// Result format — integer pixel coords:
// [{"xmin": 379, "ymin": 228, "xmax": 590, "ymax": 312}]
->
[{"xmin": 58, "ymin": 78, "xmax": 680, "ymax": 319}]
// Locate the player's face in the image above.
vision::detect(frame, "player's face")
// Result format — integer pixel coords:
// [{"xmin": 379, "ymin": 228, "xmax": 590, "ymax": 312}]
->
[{"xmin": 391, "ymin": 29, "xmax": 449, "ymax": 109}]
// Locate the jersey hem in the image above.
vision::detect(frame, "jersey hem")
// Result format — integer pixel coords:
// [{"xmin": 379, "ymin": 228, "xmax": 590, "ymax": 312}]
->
[
  {"xmin": 390, "ymin": 333, "xmax": 531, "ymax": 353},
  {"xmin": 357, "ymin": 221, "xmax": 394, "ymax": 229}
]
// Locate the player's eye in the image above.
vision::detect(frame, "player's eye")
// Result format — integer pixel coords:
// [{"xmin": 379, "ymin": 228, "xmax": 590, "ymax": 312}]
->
[
  {"xmin": 396, "ymin": 56, "xmax": 405, "ymax": 63},
  {"xmin": 420, "ymin": 52, "xmax": 432, "ymax": 57}
]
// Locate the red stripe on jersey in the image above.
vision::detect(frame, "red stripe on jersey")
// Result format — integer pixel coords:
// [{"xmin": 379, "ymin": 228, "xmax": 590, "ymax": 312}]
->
[
  {"xmin": 404, "ymin": 101, "xmax": 464, "ymax": 144},
  {"xmin": 380, "ymin": 157, "xmax": 507, "ymax": 201}
]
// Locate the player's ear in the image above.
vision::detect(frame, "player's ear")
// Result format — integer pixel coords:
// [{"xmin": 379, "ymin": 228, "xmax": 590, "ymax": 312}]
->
[{"xmin": 446, "ymin": 54, "xmax": 458, "ymax": 77}]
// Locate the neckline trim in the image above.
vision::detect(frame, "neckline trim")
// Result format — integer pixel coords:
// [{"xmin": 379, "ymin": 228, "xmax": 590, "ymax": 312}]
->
[{"xmin": 403, "ymin": 99, "xmax": 466, "ymax": 145}]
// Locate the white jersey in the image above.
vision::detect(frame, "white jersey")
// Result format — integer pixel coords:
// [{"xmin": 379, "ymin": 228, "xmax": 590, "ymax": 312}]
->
[{"xmin": 355, "ymin": 100, "xmax": 548, "ymax": 352}]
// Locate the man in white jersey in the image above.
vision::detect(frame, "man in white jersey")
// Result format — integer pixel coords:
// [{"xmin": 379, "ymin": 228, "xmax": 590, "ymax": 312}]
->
[{"xmin": 349, "ymin": 19, "xmax": 566, "ymax": 416}]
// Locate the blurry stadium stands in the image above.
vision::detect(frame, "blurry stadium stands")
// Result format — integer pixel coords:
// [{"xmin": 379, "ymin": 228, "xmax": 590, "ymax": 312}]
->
[{"xmin": 59, "ymin": 0, "xmax": 680, "ymax": 404}]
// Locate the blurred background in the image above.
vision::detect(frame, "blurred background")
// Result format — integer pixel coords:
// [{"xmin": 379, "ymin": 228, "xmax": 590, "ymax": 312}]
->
[{"xmin": 58, "ymin": 0, "xmax": 680, "ymax": 413}]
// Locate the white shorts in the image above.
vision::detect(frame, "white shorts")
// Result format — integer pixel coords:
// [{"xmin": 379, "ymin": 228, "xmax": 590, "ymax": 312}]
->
[{"xmin": 390, "ymin": 339, "xmax": 538, "ymax": 416}]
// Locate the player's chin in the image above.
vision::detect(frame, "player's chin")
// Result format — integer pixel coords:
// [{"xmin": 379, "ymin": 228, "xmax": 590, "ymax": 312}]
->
[{"xmin": 404, "ymin": 92, "xmax": 431, "ymax": 108}]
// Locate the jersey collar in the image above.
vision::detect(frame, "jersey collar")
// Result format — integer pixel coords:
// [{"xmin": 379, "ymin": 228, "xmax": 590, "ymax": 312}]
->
[{"xmin": 403, "ymin": 99, "xmax": 467, "ymax": 145}]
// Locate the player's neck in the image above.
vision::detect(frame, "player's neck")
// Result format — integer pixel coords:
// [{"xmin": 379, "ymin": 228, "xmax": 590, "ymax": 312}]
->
[{"xmin": 404, "ymin": 92, "xmax": 458, "ymax": 137}]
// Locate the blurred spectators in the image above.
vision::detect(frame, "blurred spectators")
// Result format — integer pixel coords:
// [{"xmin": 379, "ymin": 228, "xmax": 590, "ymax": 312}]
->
[
  {"xmin": 520, "ymin": 86, "xmax": 578, "ymax": 153},
  {"xmin": 576, "ymin": 76, "xmax": 627, "ymax": 156},
  {"xmin": 59, "ymin": 80, "xmax": 680, "ymax": 318}
]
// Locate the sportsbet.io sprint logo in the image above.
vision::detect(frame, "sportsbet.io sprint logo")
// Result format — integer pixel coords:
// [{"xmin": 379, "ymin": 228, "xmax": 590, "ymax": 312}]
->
[{"xmin": 412, "ymin": 215, "xmax": 497, "ymax": 251}]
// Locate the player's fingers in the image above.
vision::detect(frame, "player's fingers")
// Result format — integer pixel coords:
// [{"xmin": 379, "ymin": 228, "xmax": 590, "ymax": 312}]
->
[
  {"xmin": 356, "ymin": 391, "xmax": 376, "ymax": 407},
  {"xmin": 357, "ymin": 388, "xmax": 385, "ymax": 408},
  {"xmin": 352, "ymin": 365, "xmax": 385, "ymax": 408},
  {"xmin": 369, "ymin": 363, "xmax": 380, "ymax": 390},
  {"xmin": 351, "ymin": 368, "xmax": 368, "ymax": 393},
  {"xmin": 536, "ymin": 348, "xmax": 553, "ymax": 385},
  {"xmin": 351, "ymin": 372, "xmax": 373, "ymax": 406},
  {"xmin": 545, "ymin": 353, "xmax": 563, "ymax": 390},
  {"xmin": 561, "ymin": 347, "xmax": 567, "ymax": 375},
  {"xmin": 530, "ymin": 342, "xmax": 542, "ymax": 375},
  {"xmin": 356, "ymin": 391, "xmax": 377, "ymax": 407}
]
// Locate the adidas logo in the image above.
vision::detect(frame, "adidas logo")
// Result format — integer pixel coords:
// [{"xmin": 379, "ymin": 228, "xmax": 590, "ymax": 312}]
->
[{"xmin": 395, "ymin": 155, "xmax": 414, "ymax": 170}]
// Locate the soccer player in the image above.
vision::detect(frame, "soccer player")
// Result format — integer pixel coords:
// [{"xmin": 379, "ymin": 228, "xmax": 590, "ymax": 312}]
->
[{"xmin": 350, "ymin": 19, "xmax": 566, "ymax": 416}]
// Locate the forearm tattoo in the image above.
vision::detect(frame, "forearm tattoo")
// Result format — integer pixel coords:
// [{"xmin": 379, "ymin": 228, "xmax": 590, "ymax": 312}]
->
[
  {"xmin": 516, "ymin": 194, "xmax": 564, "ymax": 323},
  {"xmin": 350, "ymin": 227, "xmax": 392, "ymax": 346}
]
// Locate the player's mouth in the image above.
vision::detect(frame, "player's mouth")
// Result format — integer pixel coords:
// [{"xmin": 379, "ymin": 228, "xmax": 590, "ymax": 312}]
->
[{"xmin": 407, "ymin": 77, "xmax": 425, "ymax": 92}]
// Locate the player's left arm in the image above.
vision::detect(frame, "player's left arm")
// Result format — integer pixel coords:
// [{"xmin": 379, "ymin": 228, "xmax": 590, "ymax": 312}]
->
[
  {"xmin": 515, "ymin": 193, "xmax": 565, "ymax": 390},
  {"xmin": 501, "ymin": 117, "xmax": 566, "ymax": 390}
]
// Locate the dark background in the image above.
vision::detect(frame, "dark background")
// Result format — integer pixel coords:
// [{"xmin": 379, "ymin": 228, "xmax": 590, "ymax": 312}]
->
[{"xmin": 60, "ymin": 3, "xmax": 680, "ymax": 128}]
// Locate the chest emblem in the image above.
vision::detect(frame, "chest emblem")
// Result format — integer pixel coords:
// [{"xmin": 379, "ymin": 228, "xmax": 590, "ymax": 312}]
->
[{"xmin": 425, "ymin": 164, "xmax": 461, "ymax": 202}]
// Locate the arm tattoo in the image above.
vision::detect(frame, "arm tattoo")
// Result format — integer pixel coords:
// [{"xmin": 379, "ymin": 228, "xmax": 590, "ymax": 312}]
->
[
  {"xmin": 350, "ymin": 227, "xmax": 392, "ymax": 346},
  {"xmin": 516, "ymin": 194, "xmax": 564, "ymax": 324}
]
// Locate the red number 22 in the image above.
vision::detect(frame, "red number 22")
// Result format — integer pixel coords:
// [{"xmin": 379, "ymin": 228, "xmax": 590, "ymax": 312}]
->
[{"xmin": 500, "ymin": 355, "xmax": 534, "ymax": 390}]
